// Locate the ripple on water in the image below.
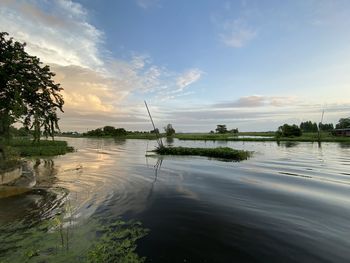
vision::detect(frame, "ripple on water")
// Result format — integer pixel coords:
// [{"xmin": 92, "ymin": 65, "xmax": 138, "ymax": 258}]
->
[{"xmin": 1, "ymin": 138, "xmax": 350, "ymax": 262}]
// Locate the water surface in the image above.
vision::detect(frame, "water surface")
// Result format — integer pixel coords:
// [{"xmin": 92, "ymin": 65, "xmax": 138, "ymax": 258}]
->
[{"xmin": 1, "ymin": 138, "xmax": 350, "ymax": 262}]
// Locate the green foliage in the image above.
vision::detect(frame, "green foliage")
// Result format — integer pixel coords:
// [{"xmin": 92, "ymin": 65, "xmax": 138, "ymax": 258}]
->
[
  {"xmin": 336, "ymin": 118, "xmax": 350, "ymax": 129},
  {"xmin": 85, "ymin": 126, "xmax": 127, "ymax": 137},
  {"xmin": 318, "ymin": 123, "xmax": 334, "ymax": 132},
  {"xmin": 0, "ymin": 200, "xmax": 148, "ymax": 263},
  {"xmin": 150, "ymin": 128, "xmax": 159, "ymax": 134},
  {"xmin": 87, "ymin": 220, "xmax": 148, "ymax": 263},
  {"xmin": 300, "ymin": 121, "xmax": 318, "ymax": 132},
  {"xmin": 229, "ymin": 128, "xmax": 239, "ymax": 134},
  {"xmin": 277, "ymin": 124, "xmax": 302, "ymax": 137},
  {"xmin": 215, "ymin": 124, "xmax": 228, "ymax": 134},
  {"xmin": 3, "ymin": 139, "xmax": 73, "ymax": 157},
  {"xmin": 0, "ymin": 32, "xmax": 64, "ymax": 141},
  {"xmin": 9, "ymin": 126, "xmax": 32, "ymax": 137},
  {"xmin": 155, "ymin": 146, "xmax": 251, "ymax": 161},
  {"xmin": 164, "ymin": 124, "xmax": 175, "ymax": 137}
]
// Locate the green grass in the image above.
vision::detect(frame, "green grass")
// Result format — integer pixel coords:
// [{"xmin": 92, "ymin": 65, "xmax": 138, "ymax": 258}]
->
[
  {"xmin": 63, "ymin": 131, "xmax": 350, "ymax": 143},
  {"xmin": 154, "ymin": 146, "xmax": 251, "ymax": 161},
  {"xmin": 1, "ymin": 138, "xmax": 74, "ymax": 157},
  {"xmin": 174, "ymin": 132, "xmax": 350, "ymax": 142}
]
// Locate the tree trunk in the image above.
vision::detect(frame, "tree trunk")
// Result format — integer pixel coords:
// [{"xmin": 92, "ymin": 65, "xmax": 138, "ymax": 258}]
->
[
  {"xmin": 33, "ymin": 114, "xmax": 41, "ymax": 143},
  {"xmin": 0, "ymin": 110, "xmax": 11, "ymax": 140}
]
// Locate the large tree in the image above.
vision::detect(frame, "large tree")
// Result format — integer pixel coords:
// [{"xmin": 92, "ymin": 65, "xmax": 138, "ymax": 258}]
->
[
  {"xmin": 216, "ymin": 124, "xmax": 227, "ymax": 134},
  {"xmin": 336, "ymin": 118, "xmax": 350, "ymax": 129},
  {"xmin": 0, "ymin": 32, "xmax": 64, "ymax": 141},
  {"xmin": 300, "ymin": 121, "xmax": 318, "ymax": 133},
  {"xmin": 277, "ymin": 124, "xmax": 302, "ymax": 137}
]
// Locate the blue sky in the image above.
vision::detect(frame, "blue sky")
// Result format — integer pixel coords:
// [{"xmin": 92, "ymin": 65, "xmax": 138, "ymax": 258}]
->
[{"xmin": 1, "ymin": 0, "xmax": 350, "ymax": 131}]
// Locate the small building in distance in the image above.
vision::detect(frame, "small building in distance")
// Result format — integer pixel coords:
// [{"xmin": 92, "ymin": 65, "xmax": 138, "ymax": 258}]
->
[{"xmin": 332, "ymin": 128, "xmax": 350, "ymax": 137}]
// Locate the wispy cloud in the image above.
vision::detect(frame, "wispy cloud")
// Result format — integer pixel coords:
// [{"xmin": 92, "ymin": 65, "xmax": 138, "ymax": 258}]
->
[
  {"xmin": 214, "ymin": 95, "xmax": 297, "ymax": 108},
  {"xmin": 136, "ymin": 0, "xmax": 160, "ymax": 9},
  {"xmin": 176, "ymin": 69, "xmax": 202, "ymax": 90},
  {"xmin": 0, "ymin": 0, "xmax": 201, "ymax": 131},
  {"xmin": 220, "ymin": 19, "xmax": 257, "ymax": 48}
]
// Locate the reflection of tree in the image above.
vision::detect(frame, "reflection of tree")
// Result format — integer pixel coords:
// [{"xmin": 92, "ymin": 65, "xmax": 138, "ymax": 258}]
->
[
  {"xmin": 339, "ymin": 143, "xmax": 350, "ymax": 149},
  {"xmin": 279, "ymin": 141, "xmax": 299, "ymax": 148},
  {"xmin": 166, "ymin": 136, "xmax": 174, "ymax": 146}
]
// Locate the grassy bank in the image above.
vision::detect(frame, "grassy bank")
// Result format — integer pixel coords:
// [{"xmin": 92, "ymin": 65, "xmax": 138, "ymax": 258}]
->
[
  {"xmin": 154, "ymin": 146, "xmax": 251, "ymax": 161},
  {"xmin": 1, "ymin": 139, "xmax": 74, "ymax": 158},
  {"xmin": 174, "ymin": 132, "xmax": 350, "ymax": 142},
  {"xmin": 64, "ymin": 132, "xmax": 350, "ymax": 143}
]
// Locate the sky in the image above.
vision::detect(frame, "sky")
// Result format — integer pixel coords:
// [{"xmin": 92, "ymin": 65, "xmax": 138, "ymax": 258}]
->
[{"xmin": 1, "ymin": 0, "xmax": 350, "ymax": 132}]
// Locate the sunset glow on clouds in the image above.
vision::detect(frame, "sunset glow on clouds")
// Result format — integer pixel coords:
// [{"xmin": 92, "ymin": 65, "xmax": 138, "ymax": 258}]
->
[{"xmin": 1, "ymin": 0, "xmax": 350, "ymax": 131}]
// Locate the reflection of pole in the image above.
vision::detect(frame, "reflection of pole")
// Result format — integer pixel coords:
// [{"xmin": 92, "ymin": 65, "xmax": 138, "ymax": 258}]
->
[
  {"xmin": 318, "ymin": 109, "xmax": 325, "ymax": 142},
  {"xmin": 144, "ymin": 100, "xmax": 163, "ymax": 148}
]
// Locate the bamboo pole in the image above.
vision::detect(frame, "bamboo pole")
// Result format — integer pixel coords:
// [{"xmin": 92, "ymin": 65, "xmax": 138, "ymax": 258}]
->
[
  {"xmin": 144, "ymin": 101, "xmax": 163, "ymax": 148},
  {"xmin": 318, "ymin": 109, "xmax": 325, "ymax": 142}
]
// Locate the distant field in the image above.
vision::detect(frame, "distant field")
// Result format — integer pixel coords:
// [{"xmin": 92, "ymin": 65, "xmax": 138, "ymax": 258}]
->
[{"xmin": 61, "ymin": 132, "xmax": 350, "ymax": 143}]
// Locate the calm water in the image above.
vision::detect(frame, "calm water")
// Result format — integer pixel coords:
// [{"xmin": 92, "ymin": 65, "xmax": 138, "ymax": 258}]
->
[{"xmin": 1, "ymin": 138, "xmax": 350, "ymax": 262}]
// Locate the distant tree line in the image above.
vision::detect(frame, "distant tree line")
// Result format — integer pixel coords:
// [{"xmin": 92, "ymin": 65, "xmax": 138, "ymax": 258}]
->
[
  {"xmin": 84, "ymin": 126, "xmax": 127, "ymax": 137},
  {"xmin": 277, "ymin": 118, "xmax": 349, "ymax": 137},
  {"xmin": 83, "ymin": 125, "xmax": 176, "ymax": 137},
  {"xmin": 300, "ymin": 121, "xmax": 334, "ymax": 132}
]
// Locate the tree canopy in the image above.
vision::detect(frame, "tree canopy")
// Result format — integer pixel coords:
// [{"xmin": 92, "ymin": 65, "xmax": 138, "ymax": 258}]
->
[
  {"xmin": 277, "ymin": 124, "xmax": 302, "ymax": 137},
  {"xmin": 336, "ymin": 118, "xmax": 350, "ymax": 129},
  {"xmin": 318, "ymin": 123, "xmax": 334, "ymax": 132},
  {"xmin": 0, "ymin": 32, "xmax": 64, "ymax": 141},
  {"xmin": 164, "ymin": 124, "xmax": 175, "ymax": 137},
  {"xmin": 300, "ymin": 121, "xmax": 318, "ymax": 133},
  {"xmin": 85, "ymin": 126, "xmax": 127, "ymax": 137},
  {"xmin": 216, "ymin": 125, "xmax": 228, "ymax": 134}
]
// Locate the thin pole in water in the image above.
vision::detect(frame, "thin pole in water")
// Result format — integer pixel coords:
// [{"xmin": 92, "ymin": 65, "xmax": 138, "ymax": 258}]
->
[
  {"xmin": 144, "ymin": 100, "xmax": 163, "ymax": 148},
  {"xmin": 318, "ymin": 109, "xmax": 325, "ymax": 142}
]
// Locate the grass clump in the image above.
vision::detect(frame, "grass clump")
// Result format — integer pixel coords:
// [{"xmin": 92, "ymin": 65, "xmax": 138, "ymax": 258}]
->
[
  {"xmin": 2, "ymin": 139, "xmax": 74, "ymax": 157},
  {"xmin": 154, "ymin": 146, "xmax": 251, "ymax": 161}
]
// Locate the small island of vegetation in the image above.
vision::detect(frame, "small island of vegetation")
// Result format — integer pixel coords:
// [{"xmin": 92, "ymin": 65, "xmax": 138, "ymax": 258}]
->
[{"xmin": 154, "ymin": 146, "xmax": 251, "ymax": 161}]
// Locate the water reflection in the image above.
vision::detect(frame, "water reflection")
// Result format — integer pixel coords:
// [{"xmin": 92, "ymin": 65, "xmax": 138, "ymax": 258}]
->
[
  {"xmin": 339, "ymin": 142, "xmax": 350, "ymax": 149},
  {"xmin": 279, "ymin": 141, "xmax": 299, "ymax": 148},
  {"xmin": 165, "ymin": 137, "xmax": 174, "ymax": 146},
  {"xmin": 1, "ymin": 138, "xmax": 350, "ymax": 262}
]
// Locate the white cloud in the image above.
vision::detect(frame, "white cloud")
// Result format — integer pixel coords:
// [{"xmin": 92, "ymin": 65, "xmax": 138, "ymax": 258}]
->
[
  {"xmin": 0, "ymin": 0, "xmax": 202, "ymax": 131},
  {"xmin": 176, "ymin": 69, "xmax": 202, "ymax": 90},
  {"xmin": 220, "ymin": 19, "xmax": 257, "ymax": 48},
  {"xmin": 136, "ymin": 0, "xmax": 160, "ymax": 9},
  {"xmin": 0, "ymin": 0, "xmax": 103, "ymax": 69},
  {"xmin": 214, "ymin": 95, "xmax": 297, "ymax": 108}
]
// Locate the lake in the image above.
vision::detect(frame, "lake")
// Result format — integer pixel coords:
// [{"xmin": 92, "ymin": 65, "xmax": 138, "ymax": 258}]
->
[{"xmin": 1, "ymin": 138, "xmax": 350, "ymax": 262}]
